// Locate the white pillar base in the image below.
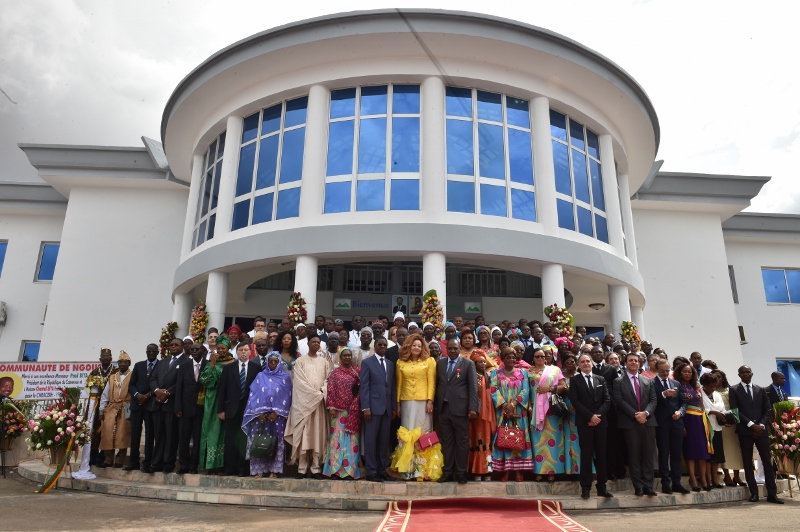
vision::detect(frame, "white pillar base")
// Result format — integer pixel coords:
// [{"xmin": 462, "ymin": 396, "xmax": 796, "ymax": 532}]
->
[
  {"xmin": 172, "ymin": 292, "xmax": 193, "ymax": 338},
  {"xmin": 608, "ymin": 284, "xmax": 631, "ymax": 339},
  {"xmin": 541, "ymin": 264, "xmax": 565, "ymax": 321},
  {"xmin": 294, "ymin": 255, "xmax": 319, "ymax": 321},
  {"xmin": 422, "ymin": 252, "xmax": 447, "ymax": 317},
  {"xmin": 206, "ymin": 272, "xmax": 229, "ymax": 333}
]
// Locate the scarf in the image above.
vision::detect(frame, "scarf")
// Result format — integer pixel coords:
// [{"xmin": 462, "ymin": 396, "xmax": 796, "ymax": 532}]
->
[
  {"xmin": 325, "ymin": 366, "xmax": 361, "ymax": 434},
  {"xmin": 242, "ymin": 363, "xmax": 292, "ymax": 428},
  {"xmin": 530, "ymin": 365, "xmax": 562, "ymax": 430}
]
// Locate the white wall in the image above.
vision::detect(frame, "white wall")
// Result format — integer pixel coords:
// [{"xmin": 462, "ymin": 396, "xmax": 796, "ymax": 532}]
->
[
  {"xmin": 634, "ymin": 208, "xmax": 743, "ymax": 372},
  {"xmin": 39, "ymin": 186, "xmax": 186, "ymax": 361},
  {"xmin": 0, "ymin": 212, "xmax": 64, "ymax": 360}
]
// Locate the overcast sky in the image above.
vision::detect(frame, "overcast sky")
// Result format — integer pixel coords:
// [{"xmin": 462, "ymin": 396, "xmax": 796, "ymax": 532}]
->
[{"xmin": 1, "ymin": 0, "xmax": 796, "ymax": 212}]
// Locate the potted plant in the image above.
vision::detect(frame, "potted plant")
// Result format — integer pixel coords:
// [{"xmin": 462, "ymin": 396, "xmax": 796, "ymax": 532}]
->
[{"xmin": 26, "ymin": 388, "xmax": 90, "ymax": 465}]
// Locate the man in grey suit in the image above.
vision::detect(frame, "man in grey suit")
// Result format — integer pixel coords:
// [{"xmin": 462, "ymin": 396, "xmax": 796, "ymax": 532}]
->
[
  {"xmin": 435, "ymin": 340, "xmax": 479, "ymax": 484},
  {"xmin": 360, "ymin": 337, "xmax": 397, "ymax": 482},
  {"xmin": 149, "ymin": 338, "xmax": 186, "ymax": 473},
  {"xmin": 612, "ymin": 352, "xmax": 657, "ymax": 496}
]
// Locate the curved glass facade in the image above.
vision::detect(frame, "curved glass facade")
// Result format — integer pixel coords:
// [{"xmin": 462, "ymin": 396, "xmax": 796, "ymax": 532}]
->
[{"xmin": 192, "ymin": 131, "xmax": 226, "ymax": 249}]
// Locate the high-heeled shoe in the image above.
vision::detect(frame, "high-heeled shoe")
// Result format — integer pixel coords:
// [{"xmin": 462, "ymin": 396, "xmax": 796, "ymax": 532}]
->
[
  {"xmin": 501, "ymin": 472, "xmax": 509, "ymax": 482},
  {"xmin": 736, "ymin": 481, "xmax": 747, "ymax": 487},
  {"xmin": 712, "ymin": 484, "xmax": 724, "ymax": 489},
  {"xmin": 515, "ymin": 472, "xmax": 524, "ymax": 483},
  {"xmin": 724, "ymin": 480, "xmax": 736, "ymax": 487},
  {"xmin": 702, "ymin": 485, "xmax": 713, "ymax": 491},
  {"xmin": 691, "ymin": 486, "xmax": 701, "ymax": 492}
]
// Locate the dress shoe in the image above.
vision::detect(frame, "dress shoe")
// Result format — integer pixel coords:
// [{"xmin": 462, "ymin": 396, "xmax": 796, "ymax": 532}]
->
[
  {"xmin": 122, "ymin": 464, "xmax": 139, "ymax": 472},
  {"xmin": 581, "ymin": 488, "xmax": 590, "ymax": 500},
  {"xmin": 142, "ymin": 466, "xmax": 154, "ymax": 474},
  {"xmin": 311, "ymin": 473, "xmax": 324, "ymax": 480},
  {"xmin": 711, "ymin": 484, "xmax": 724, "ymax": 489},
  {"xmin": 596, "ymin": 487, "xmax": 614, "ymax": 498},
  {"xmin": 176, "ymin": 469, "xmax": 189, "ymax": 475},
  {"xmin": 766, "ymin": 496, "xmax": 784, "ymax": 504},
  {"xmin": 365, "ymin": 475, "xmax": 384, "ymax": 482},
  {"xmin": 162, "ymin": 469, "xmax": 174, "ymax": 474},
  {"xmin": 673, "ymin": 485, "xmax": 690, "ymax": 494},
  {"xmin": 702, "ymin": 485, "xmax": 713, "ymax": 492},
  {"xmin": 379, "ymin": 474, "xmax": 397, "ymax": 482},
  {"xmin": 661, "ymin": 486, "xmax": 673, "ymax": 495},
  {"xmin": 691, "ymin": 486, "xmax": 701, "ymax": 492},
  {"xmin": 634, "ymin": 488, "xmax": 643, "ymax": 496},
  {"xmin": 95, "ymin": 463, "xmax": 108, "ymax": 468},
  {"xmin": 295, "ymin": 473, "xmax": 307, "ymax": 479},
  {"xmin": 189, "ymin": 468, "xmax": 198, "ymax": 474},
  {"xmin": 642, "ymin": 488, "xmax": 657, "ymax": 497},
  {"xmin": 457, "ymin": 474, "xmax": 468, "ymax": 485},
  {"xmin": 748, "ymin": 494, "xmax": 759, "ymax": 502},
  {"xmin": 437, "ymin": 474, "xmax": 454, "ymax": 483}
]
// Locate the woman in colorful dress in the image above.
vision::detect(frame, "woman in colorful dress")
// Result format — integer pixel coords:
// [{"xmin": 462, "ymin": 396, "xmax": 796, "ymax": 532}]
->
[
  {"xmin": 542, "ymin": 344, "xmax": 557, "ymax": 367},
  {"xmin": 323, "ymin": 348, "xmax": 363, "ymax": 479},
  {"xmin": 198, "ymin": 335, "xmax": 235, "ymax": 473},
  {"xmin": 675, "ymin": 362, "xmax": 713, "ymax": 491},
  {"xmin": 559, "ymin": 354, "xmax": 582, "ymax": 476},
  {"xmin": 553, "ymin": 337, "xmax": 573, "ymax": 367},
  {"xmin": 273, "ymin": 331, "xmax": 299, "ymax": 378},
  {"xmin": 468, "ymin": 351, "xmax": 497, "ymax": 481},
  {"xmin": 529, "ymin": 347, "xmax": 567, "ymax": 482},
  {"xmin": 490, "ymin": 347, "xmax": 533, "ymax": 482},
  {"xmin": 460, "ymin": 327, "xmax": 496, "ymax": 369},
  {"xmin": 476, "ymin": 325, "xmax": 493, "ymax": 353},
  {"xmin": 490, "ymin": 327, "xmax": 503, "ymax": 351},
  {"xmin": 242, "ymin": 352, "xmax": 292, "ymax": 478},
  {"xmin": 439, "ymin": 322, "xmax": 457, "ymax": 353},
  {"xmin": 510, "ymin": 341, "xmax": 531, "ymax": 369},
  {"xmin": 641, "ymin": 354, "xmax": 660, "ymax": 379}
]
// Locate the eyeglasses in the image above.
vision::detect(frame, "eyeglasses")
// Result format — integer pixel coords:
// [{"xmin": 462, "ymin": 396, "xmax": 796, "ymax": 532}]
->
[{"xmin": 533, "ymin": 355, "xmax": 546, "ymax": 359}]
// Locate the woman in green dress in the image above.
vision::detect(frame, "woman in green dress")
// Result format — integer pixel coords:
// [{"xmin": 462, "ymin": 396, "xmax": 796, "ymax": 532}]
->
[{"xmin": 198, "ymin": 335, "xmax": 236, "ymax": 472}]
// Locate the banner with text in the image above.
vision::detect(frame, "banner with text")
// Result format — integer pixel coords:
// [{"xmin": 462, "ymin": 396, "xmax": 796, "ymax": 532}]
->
[{"xmin": 0, "ymin": 362, "xmax": 102, "ymax": 400}]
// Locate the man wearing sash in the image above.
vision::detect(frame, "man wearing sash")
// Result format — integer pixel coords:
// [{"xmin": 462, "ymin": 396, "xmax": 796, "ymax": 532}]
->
[
  {"xmin": 98, "ymin": 351, "xmax": 132, "ymax": 468},
  {"xmin": 87, "ymin": 348, "xmax": 118, "ymax": 466}
]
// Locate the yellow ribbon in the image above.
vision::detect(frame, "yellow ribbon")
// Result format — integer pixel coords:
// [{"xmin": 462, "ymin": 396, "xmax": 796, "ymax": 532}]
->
[
  {"xmin": 686, "ymin": 404, "xmax": 714, "ymax": 454},
  {"xmin": 395, "ymin": 426, "xmax": 422, "ymax": 473}
]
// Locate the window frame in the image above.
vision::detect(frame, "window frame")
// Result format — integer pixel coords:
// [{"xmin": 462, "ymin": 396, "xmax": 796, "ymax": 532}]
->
[
  {"xmin": 0, "ymin": 240, "xmax": 7, "ymax": 277},
  {"xmin": 34, "ymin": 242, "xmax": 60, "ymax": 283},
  {"xmin": 762, "ymin": 267, "xmax": 800, "ymax": 305},
  {"xmin": 192, "ymin": 131, "xmax": 226, "ymax": 249},
  {"xmin": 20, "ymin": 340, "xmax": 41, "ymax": 361}
]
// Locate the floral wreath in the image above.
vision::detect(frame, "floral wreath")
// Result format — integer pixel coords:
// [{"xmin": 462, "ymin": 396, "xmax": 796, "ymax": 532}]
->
[
  {"xmin": 544, "ymin": 304, "xmax": 574, "ymax": 338},
  {"xmin": 420, "ymin": 289, "xmax": 444, "ymax": 335},
  {"xmin": 159, "ymin": 321, "xmax": 179, "ymax": 357},
  {"xmin": 286, "ymin": 292, "xmax": 308, "ymax": 328},
  {"xmin": 189, "ymin": 300, "xmax": 209, "ymax": 343}
]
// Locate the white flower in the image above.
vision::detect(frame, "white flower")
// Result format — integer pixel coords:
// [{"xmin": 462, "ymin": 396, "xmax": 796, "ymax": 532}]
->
[
  {"xmin": 36, "ymin": 443, "xmax": 41, "ymax": 449},
  {"xmin": 47, "ymin": 440, "xmax": 53, "ymax": 445},
  {"xmin": 76, "ymin": 416, "xmax": 83, "ymax": 422}
]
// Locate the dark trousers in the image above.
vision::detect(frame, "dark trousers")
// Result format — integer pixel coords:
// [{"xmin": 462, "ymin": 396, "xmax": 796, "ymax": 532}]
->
[
  {"xmin": 656, "ymin": 421, "xmax": 683, "ymax": 487},
  {"xmin": 605, "ymin": 406, "xmax": 627, "ymax": 477},
  {"xmin": 223, "ymin": 400, "xmax": 248, "ymax": 476},
  {"xmin": 577, "ymin": 425, "xmax": 607, "ymax": 488},
  {"xmin": 128, "ymin": 407, "xmax": 154, "ymax": 468},
  {"xmin": 364, "ymin": 412, "xmax": 392, "ymax": 476},
  {"xmin": 152, "ymin": 410, "xmax": 179, "ymax": 471},
  {"xmin": 438, "ymin": 402, "xmax": 469, "ymax": 475},
  {"xmin": 178, "ymin": 406, "xmax": 204, "ymax": 472},
  {"xmin": 739, "ymin": 432, "xmax": 777, "ymax": 497},
  {"xmin": 623, "ymin": 424, "xmax": 656, "ymax": 490}
]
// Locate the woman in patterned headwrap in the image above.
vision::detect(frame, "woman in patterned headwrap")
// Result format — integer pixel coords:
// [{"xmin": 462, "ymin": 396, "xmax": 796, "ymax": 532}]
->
[
  {"xmin": 438, "ymin": 322, "xmax": 457, "ymax": 353},
  {"xmin": 198, "ymin": 335, "xmax": 235, "ymax": 472},
  {"xmin": 476, "ymin": 325, "xmax": 493, "ymax": 353},
  {"xmin": 323, "ymin": 348, "xmax": 363, "ymax": 479}
]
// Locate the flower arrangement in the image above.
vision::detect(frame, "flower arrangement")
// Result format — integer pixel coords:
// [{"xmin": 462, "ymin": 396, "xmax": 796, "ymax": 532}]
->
[
  {"xmin": 771, "ymin": 401, "xmax": 800, "ymax": 467},
  {"xmin": 159, "ymin": 321, "xmax": 179, "ymax": 356},
  {"xmin": 2, "ymin": 402, "xmax": 27, "ymax": 440},
  {"xmin": 544, "ymin": 304, "xmax": 574, "ymax": 338},
  {"xmin": 85, "ymin": 374, "xmax": 106, "ymax": 392},
  {"xmin": 26, "ymin": 389, "xmax": 88, "ymax": 452},
  {"xmin": 189, "ymin": 300, "xmax": 209, "ymax": 343},
  {"xmin": 286, "ymin": 292, "xmax": 307, "ymax": 328},
  {"xmin": 621, "ymin": 321, "xmax": 641, "ymax": 344},
  {"xmin": 420, "ymin": 289, "xmax": 444, "ymax": 334}
]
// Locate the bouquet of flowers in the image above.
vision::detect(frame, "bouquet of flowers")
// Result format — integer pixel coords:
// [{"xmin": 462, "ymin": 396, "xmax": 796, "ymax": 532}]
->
[
  {"xmin": 621, "ymin": 321, "xmax": 641, "ymax": 344},
  {"xmin": 26, "ymin": 402, "xmax": 89, "ymax": 451},
  {"xmin": 286, "ymin": 292, "xmax": 307, "ymax": 328},
  {"xmin": 189, "ymin": 300, "xmax": 209, "ymax": 343},
  {"xmin": 544, "ymin": 304, "xmax": 574, "ymax": 338},
  {"xmin": 420, "ymin": 289, "xmax": 444, "ymax": 334},
  {"xmin": 771, "ymin": 401, "xmax": 800, "ymax": 468},
  {"xmin": 2, "ymin": 402, "xmax": 27, "ymax": 440},
  {"xmin": 85, "ymin": 374, "xmax": 106, "ymax": 392},
  {"xmin": 159, "ymin": 321, "xmax": 179, "ymax": 357}
]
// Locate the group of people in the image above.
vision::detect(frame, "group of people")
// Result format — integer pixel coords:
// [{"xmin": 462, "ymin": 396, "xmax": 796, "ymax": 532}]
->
[{"xmin": 86, "ymin": 313, "xmax": 789, "ymax": 504}]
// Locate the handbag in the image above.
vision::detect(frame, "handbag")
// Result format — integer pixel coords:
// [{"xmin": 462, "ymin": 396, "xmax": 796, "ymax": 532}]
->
[
  {"xmin": 418, "ymin": 431, "xmax": 439, "ymax": 450},
  {"xmin": 249, "ymin": 420, "xmax": 278, "ymax": 459},
  {"xmin": 495, "ymin": 419, "xmax": 525, "ymax": 451},
  {"xmin": 548, "ymin": 392, "xmax": 570, "ymax": 418}
]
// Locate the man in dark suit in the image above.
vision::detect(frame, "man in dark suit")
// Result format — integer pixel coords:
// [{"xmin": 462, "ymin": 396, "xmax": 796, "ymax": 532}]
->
[
  {"xmin": 124, "ymin": 343, "xmax": 158, "ymax": 472},
  {"xmin": 729, "ymin": 365, "xmax": 783, "ymax": 504},
  {"xmin": 174, "ymin": 342, "xmax": 208, "ymax": 474},
  {"xmin": 612, "ymin": 352, "xmax": 657, "ymax": 496},
  {"xmin": 590, "ymin": 345, "xmax": 625, "ymax": 479},
  {"xmin": 360, "ymin": 337, "xmax": 397, "ymax": 482},
  {"xmin": 569, "ymin": 353, "xmax": 613, "ymax": 499},
  {"xmin": 384, "ymin": 327, "xmax": 407, "ymax": 364},
  {"xmin": 217, "ymin": 343, "xmax": 262, "ymax": 476},
  {"xmin": 149, "ymin": 338, "xmax": 186, "ymax": 473},
  {"xmin": 652, "ymin": 360, "xmax": 689, "ymax": 494},
  {"xmin": 435, "ymin": 339, "xmax": 479, "ymax": 484},
  {"xmin": 767, "ymin": 372, "xmax": 788, "ymax": 408}
]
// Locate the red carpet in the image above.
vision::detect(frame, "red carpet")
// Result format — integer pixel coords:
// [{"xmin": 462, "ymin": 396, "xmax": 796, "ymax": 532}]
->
[{"xmin": 374, "ymin": 498, "xmax": 592, "ymax": 532}]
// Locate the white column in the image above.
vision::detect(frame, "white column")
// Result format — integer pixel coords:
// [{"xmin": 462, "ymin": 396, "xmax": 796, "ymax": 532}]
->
[
  {"xmin": 421, "ymin": 77, "xmax": 446, "ymax": 220},
  {"xmin": 530, "ymin": 96, "xmax": 558, "ymax": 232},
  {"xmin": 293, "ymin": 255, "xmax": 319, "ymax": 321},
  {"xmin": 541, "ymin": 263, "xmax": 565, "ymax": 321},
  {"xmin": 422, "ymin": 252, "xmax": 447, "ymax": 316},
  {"xmin": 608, "ymin": 284, "xmax": 631, "ymax": 339},
  {"xmin": 617, "ymin": 173, "xmax": 638, "ymax": 268},
  {"xmin": 172, "ymin": 292, "xmax": 193, "ymax": 338},
  {"xmin": 206, "ymin": 271, "xmax": 229, "ymax": 332},
  {"xmin": 599, "ymin": 134, "xmax": 625, "ymax": 252},
  {"xmin": 180, "ymin": 154, "xmax": 204, "ymax": 260},
  {"xmin": 299, "ymin": 84, "xmax": 328, "ymax": 219},
  {"xmin": 214, "ymin": 115, "xmax": 244, "ymax": 236},
  {"xmin": 631, "ymin": 305, "xmax": 646, "ymax": 340}
]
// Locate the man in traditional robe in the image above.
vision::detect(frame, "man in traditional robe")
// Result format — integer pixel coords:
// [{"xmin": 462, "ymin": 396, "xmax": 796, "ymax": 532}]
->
[
  {"xmin": 98, "ymin": 351, "xmax": 132, "ymax": 468},
  {"xmin": 285, "ymin": 336, "xmax": 332, "ymax": 479},
  {"xmin": 88, "ymin": 347, "xmax": 119, "ymax": 466}
]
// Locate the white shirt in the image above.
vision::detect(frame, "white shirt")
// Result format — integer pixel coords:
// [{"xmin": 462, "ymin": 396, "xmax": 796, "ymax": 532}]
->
[
  {"xmin": 702, "ymin": 389, "xmax": 725, "ymax": 431},
  {"xmin": 349, "ymin": 329, "xmax": 362, "ymax": 347},
  {"xmin": 297, "ymin": 338, "xmax": 327, "ymax": 356}
]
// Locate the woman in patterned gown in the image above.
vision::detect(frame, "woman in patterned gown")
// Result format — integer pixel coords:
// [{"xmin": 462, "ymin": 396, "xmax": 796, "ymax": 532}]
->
[
  {"xmin": 323, "ymin": 348, "xmax": 363, "ymax": 479},
  {"xmin": 529, "ymin": 347, "xmax": 567, "ymax": 482},
  {"xmin": 490, "ymin": 348, "xmax": 533, "ymax": 482},
  {"xmin": 198, "ymin": 336, "xmax": 235, "ymax": 472},
  {"xmin": 560, "ymin": 354, "xmax": 582, "ymax": 476},
  {"xmin": 468, "ymin": 351, "xmax": 497, "ymax": 481}
]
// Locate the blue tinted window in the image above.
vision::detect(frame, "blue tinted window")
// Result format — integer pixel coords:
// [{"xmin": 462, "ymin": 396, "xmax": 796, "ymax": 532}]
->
[
  {"xmin": 480, "ymin": 184, "xmax": 506, "ymax": 217},
  {"xmin": 572, "ymin": 150, "xmax": 590, "ymax": 203},
  {"xmin": 447, "ymin": 181, "xmax": 475, "ymax": 213},
  {"xmin": 511, "ymin": 189, "xmax": 536, "ymax": 221},
  {"xmin": 589, "ymin": 159, "xmax": 604, "ymax": 211},
  {"xmin": 577, "ymin": 206, "xmax": 593, "ymax": 236},
  {"xmin": 326, "ymin": 120, "xmax": 354, "ymax": 176},
  {"xmin": 569, "ymin": 119, "xmax": 585, "ymax": 150},
  {"xmin": 507, "ymin": 97, "xmax": 530, "ymax": 128},
  {"xmin": 231, "ymin": 200, "xmax": 250, "ymax": 231},
  {"xmin": 22, "ymin": 342, "xmax": 40, "ymax": 362},
  {"xmin": 556, "ymin": 199, "xmax": 574, "ymax": 230},
  {"xmin": 207, "ymin": 214, "xmax": 216, "ymax": 240},
  {"xmin": 201, "ymin": 169, "xmax": 213, "ymax": 216},
  {"xmin": 446, "ymin": 120, "xmax": 474, "ymax": 175},
  {"xmin": 211, "ymin": 160, "xmax": 222, "ymax": 209},
  {"xmin": 36, "ymin": 243, "xmax": 59, "ymax": 281},
  {"xmin": 391, "ymin": 117, "xmax": 420, "ymax": 172},
  {"xmin": 0, "ymin": 242, "xmax": 7, "ymax": 277},
  {"xmin": 217, "ymin": 132, "xmax": 226, "ymax": 159},
  {"xmin": 586, "ymin": 129, "xmax": 600, "ymax": 159},
  {"xmin": 208, "ymin": 140, "xmax": 217, "ymax": 166},
  {"xmin": 279, "ymin": 128, "xmax": 305, "ymax": 183},
  {"xmin": 478, "ymin": 123, "xmax": 504, "ymax": 179},
  {"xmin": 595, "ymin": 214, "xmax": 609, "ymax": 243},
  {"xmin": 763, "ymin": 269, "xmax": 789, "ymax": 303},
  {"xmin": 242, "ymin": 112, "xmax": 260, "ymax": 143},
  {"xmin": 550, "ymin": 110, "xmax": 567, "ymax": 141},
  {"xmin": 284, "ymin": 96, "xmax": 308, "ymax": 128},
  {"xmin": 356, "ymin": 180, "xmax": 385, "ymax": 211},
  {"xmin": 393, "ymin": 85, "xmax": 420, "ymax": 114},
  {"xmin": 256, "ymin": 135, "xmax": 279, "ymax": 189},
  {"xmin": 508, "ymin": 129, "xmax": 533, "ymax": 185},
  {"xmin": 552, "ymin": 141, "xmax": 571, "ymax": 195},
  {"xmin": 252, "ymin": 193, "xmax": 274, "ymax": 225},
  {"xmin": 197, "ymin": 220, "xmax": 206, "ymax": 246},
  {"xmin": 390, "ymin": 179, "xmax": 419, "ymax": 210},
  {"xmin": 358, "ymin": 118, "xmax": 387, "ymax": 174},
  {"xmin": 787, "ymin": 270, "xmax": 800, "ymax": 303},
  {"xmin": 236, "ymin": 143, "xmax": 256, "ymax": 196},
  {"xmin": 276, "ymin": 187, "xmax": 300, "ymax": 219},
  {"xmin": 360, "ymin": 86, "xmax": 387, "ymax": 116},
  {"xmin": 262, "ymin": 104, "xmax": 282, "ymax": 135},
  {"xmin": 324, "ymin": 182, "xmax": 351, "ymax": 214},
  {"xmin": 330, "ymin": 88, "xmax": 356, "ymax": 119},
  {"xmin": 477, "ymin": 91, "xmax": 502, "ymax": 122},
  {"xmin": 446, "ymin": 87, "xmax": 472, "ymax": 117}
]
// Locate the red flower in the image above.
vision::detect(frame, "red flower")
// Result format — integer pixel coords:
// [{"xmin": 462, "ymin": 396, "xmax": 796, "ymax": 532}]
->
[
  {"xmin": 559, "ymin": 456, "xmax": 565, "ymax": 463},
  {"xmin": 343, "ymin": 459, "xmax": 350, "ymax": 467},
  {"xmin": 525, "ymin": 442, "xmax": 532, "ymax": 450},
  {"xmin": 535, "ymin": 455, "xmax": 543, "ymax": 462},
  {"xmin": 548, "ymin": 439, "xmax": 556, "ymax": 447},
  {"xmin": 353, "ymin": 445, "xmax": 359, "ymax": 453}
]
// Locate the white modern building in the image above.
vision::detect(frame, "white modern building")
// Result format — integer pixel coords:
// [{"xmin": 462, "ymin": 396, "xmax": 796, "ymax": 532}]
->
[{"xmin": 0, "ymin": 10, "xmax": 797, "ymax": 393}]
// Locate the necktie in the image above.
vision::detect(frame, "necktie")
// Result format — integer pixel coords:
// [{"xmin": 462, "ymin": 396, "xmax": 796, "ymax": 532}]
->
[
  {"xmin": 194, "ymin": 362, "xmax": 200, "ymax": 382},
  {"xmin": 632, "ymin": 375, "xmax": 641, "ymax": 410},
  {"xmin": 378, "ymin": 357, "xmax": 387, "ymax": 382},
  {"xmin": 147, "ymin": 361, "xmax": 154, "ymax": 374},
  {"xmin": 746, "ymin": 384, "xmax": 753, "ymax": 400},
  {"xmin": 596, "ymin": 363, "xmax": 602, "ymax": 371},
  {"xmin": 169, "ymin": 356, "xmax": 176, "ymax": 368},
  {"xmin": 260, "ymin": 355, "xmax": 266, "ymax": 369},
  {"xmin": 585, "ymin": 374, "xmax": 593, "ymax": 392},
  {"xmin": 662, "ymin": 378, "xmax": 669, "ymax": 390},
  {"xmin": 239, "ymin": 363, "xmax": 246, "ymax": 399},
  {"xmin": 447, "ymin": 359, "xmax": 456, "ymax": 378}
]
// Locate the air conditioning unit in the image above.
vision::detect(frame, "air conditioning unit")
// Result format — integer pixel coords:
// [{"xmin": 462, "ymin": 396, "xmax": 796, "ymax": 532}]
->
[{"xmin": 0, "ymin": 301, "xmax": 7, "ymax": 325}]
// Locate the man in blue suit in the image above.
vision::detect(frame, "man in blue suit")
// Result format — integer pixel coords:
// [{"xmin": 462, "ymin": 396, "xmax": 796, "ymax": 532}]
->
[
  {"xmin": 360, "ymin": 337, "xmax": 397, "ymax": 482},
  {"xmin": 653, "ymin": 360, "xmax": 689, "ymax": 494}
]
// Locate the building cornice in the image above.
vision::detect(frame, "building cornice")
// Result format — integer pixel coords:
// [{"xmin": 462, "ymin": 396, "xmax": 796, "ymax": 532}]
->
[
  {"xmin": 722, "ymin": 212, "xmax": 800, "ymax": 242},
  {"xmin": 0, "ymin": 181, "xmax": 68, "ymax": 215}
]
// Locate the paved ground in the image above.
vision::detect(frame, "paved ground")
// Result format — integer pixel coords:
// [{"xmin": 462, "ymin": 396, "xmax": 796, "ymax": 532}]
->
[{"xmin": 1, "ymin": 469, "xmax": 798, "ymax": 531}]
